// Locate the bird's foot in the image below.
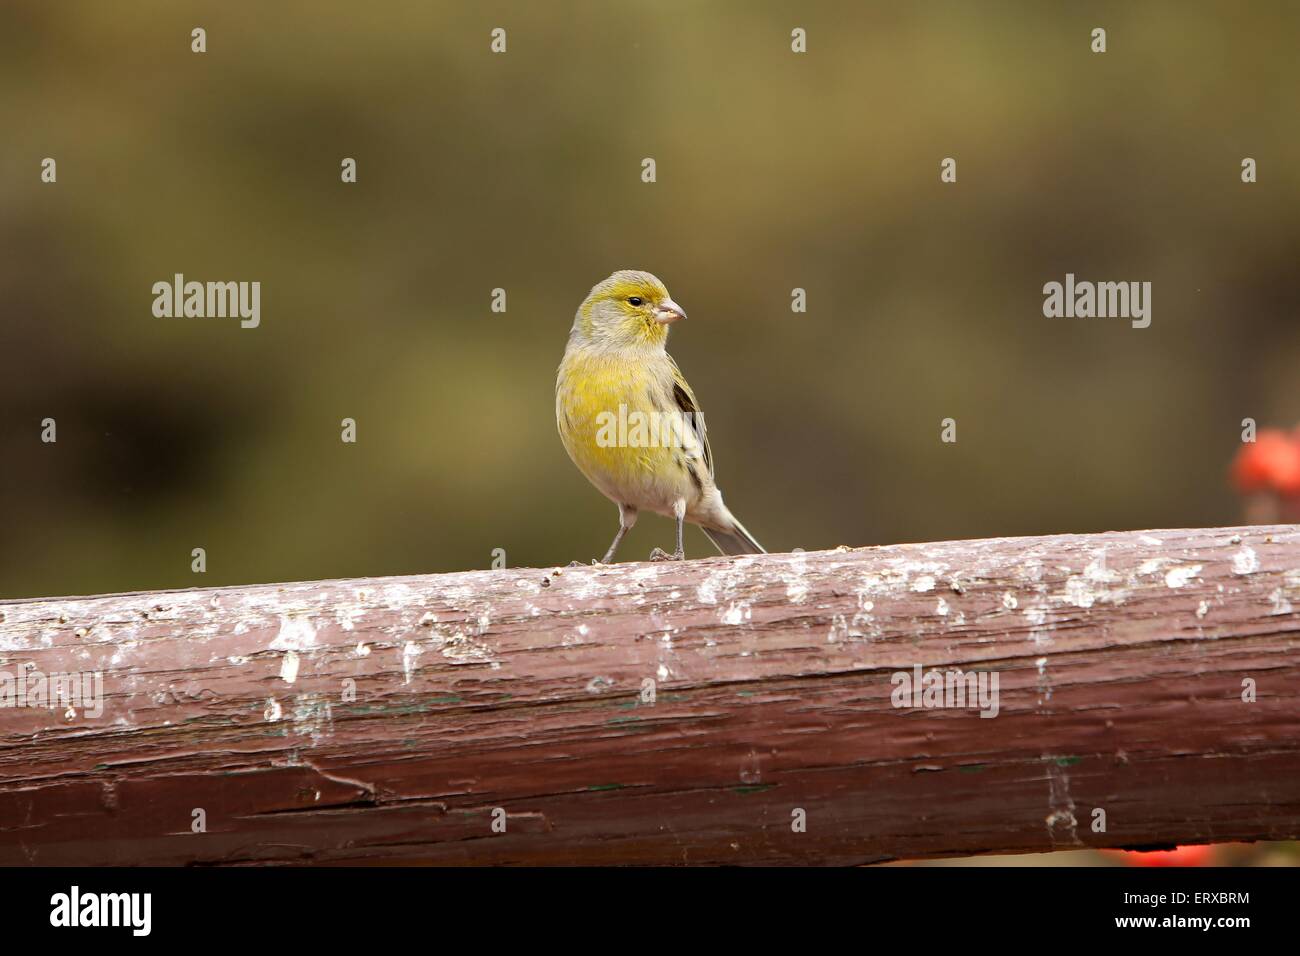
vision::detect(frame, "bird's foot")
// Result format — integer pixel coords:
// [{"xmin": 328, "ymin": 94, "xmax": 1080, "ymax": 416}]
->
[{"xmin": 649, "ymin": 547, "xmax": 684, "ymax": 562}]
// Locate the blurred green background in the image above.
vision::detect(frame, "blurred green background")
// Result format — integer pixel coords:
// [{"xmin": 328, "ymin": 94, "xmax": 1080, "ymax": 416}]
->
[{"xmin": 2, "ymin": 0, "xmax": 1298, "ymax": 600}]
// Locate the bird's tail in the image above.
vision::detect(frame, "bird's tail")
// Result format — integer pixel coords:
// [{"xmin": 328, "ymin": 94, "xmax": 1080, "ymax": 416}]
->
[{"xmin": 702, "ymin": 515, "xmax": 766, "ymax": 556}]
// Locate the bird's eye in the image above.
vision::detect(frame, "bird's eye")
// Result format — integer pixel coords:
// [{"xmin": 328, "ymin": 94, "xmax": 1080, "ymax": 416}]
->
[{"xmin": 627, "ymin": 296, "xmax": 643, "ymax": 307}]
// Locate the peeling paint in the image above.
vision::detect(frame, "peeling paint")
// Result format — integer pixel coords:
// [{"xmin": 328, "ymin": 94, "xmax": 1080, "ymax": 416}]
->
[
  {"xmin": 1136, "ymin": 557, "xmax": 1167, "ymax": 576},
  {"xmin": 721, "ymin": 602, "xmax": 751, "ymax": 626},
  {"xmin": 1044, "ymin": 757, "xmax": 1082, "ymax": 847},
  {"xmin": 401, "ymin": 641, "xmax": 422, "ymax": 683},
  {"xmin": 784, "ymin": 551, "xmax": 810, "ymax": 604},
  {"xmin": 271, "ymin": 616, "xmax": 317, "ymax": 652},
  {"xmin": 291, "ymin": 693, "xmax": 334, "ymax": 741},
  {"xmin": 280, "ymin": 650, "xmax": 300, "ymax": 684},
  {"xmin": 1164, "ymin": 565, "xmax": 1201, "ymax": 589},
  {"xmin": 1062, "ymin": 577, "xmax": 1096, "ymax": 608}
]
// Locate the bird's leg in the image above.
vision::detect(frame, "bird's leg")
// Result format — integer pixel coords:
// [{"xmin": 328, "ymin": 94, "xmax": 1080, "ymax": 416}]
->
[
  {"xmin": 650, "ymin": 501, "xmax": 686, "ymax": 561},
  {"xmin": 600, "ymin": 526, "xmax": 628, "ymax": 564},
  {"xmin": 598, "ymin": 504, "xmax": 637, "ymax": 564}
]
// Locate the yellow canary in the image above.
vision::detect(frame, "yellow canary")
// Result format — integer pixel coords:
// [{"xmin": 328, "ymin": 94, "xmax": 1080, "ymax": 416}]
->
[{"xmin": 556, "ymin": 270, "xmax": 765, "ymax": 562}]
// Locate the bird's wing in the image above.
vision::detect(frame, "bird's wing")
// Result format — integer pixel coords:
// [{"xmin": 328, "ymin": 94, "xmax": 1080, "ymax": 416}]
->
[{"xmin": 667, "ymin": 355, "xmax": 713, "ymax": 478}]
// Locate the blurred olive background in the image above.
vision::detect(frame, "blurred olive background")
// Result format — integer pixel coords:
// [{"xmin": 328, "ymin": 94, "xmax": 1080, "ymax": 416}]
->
[{"xmin": 1, "ymin": 0, "xmax": 1297, "ymax": 600}]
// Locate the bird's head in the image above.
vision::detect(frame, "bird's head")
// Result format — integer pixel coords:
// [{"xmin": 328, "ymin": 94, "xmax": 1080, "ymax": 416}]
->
[{"xmin": 571, "ymin": 270, "xmax": 687, "ymax": 350}]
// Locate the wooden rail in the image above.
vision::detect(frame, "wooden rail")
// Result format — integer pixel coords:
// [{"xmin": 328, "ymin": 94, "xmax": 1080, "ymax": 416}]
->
[{"xmin": 1, "ymin": 525, "xmax": 1298, "ymax": 865}]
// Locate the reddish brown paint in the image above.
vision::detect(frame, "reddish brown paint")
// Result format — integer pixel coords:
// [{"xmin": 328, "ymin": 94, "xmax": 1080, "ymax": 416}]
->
[{"xmin": 0, "ymin": 526, "xmax": 1297, "ymax": 865}]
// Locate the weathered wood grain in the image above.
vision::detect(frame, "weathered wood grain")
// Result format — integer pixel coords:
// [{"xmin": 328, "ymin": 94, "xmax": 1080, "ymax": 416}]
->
[{"xmin": 1, "ymin": 525, "xmax": 1298, "ymax": 865}]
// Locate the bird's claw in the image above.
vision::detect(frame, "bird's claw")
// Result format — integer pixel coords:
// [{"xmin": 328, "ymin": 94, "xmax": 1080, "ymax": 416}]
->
[{"xmin": 649, "ymin": 547, "xmax": 684, "ymax": 562}]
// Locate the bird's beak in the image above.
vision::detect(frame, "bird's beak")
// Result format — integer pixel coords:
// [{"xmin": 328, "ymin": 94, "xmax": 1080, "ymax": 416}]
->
[{"xmin": 654, "ymin": 299, "xmax": 687, "ymax": 324}]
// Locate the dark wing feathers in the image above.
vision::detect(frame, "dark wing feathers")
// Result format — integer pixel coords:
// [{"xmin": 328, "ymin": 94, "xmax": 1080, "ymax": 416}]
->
[{"xmin": 667, "ymin": 358, "xmax": 712, "ymax": 477}]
